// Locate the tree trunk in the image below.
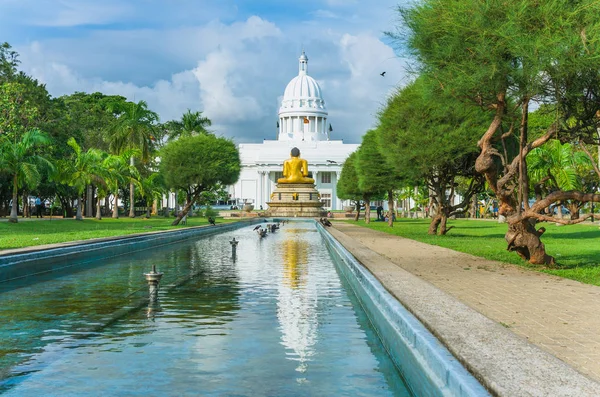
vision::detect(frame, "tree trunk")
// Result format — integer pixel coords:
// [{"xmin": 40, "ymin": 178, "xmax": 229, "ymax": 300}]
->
[
  {"xmin": 76, "ymin": 195, "xmax": 83, "ymax": 221},
  {"xmin": 23, "ymin": 192, "xmax": 30, "ymax": 218},
  {"xmin": 174, "ymin": 190, "xmax": 178, "ymax": 217},
  {"xmin": 439, "ymin": 213, "xmax": 450, "ymax": 235},
  {"xmin": 96, "ymin": 196, "xmax": 102, "ymax": 220},
  {"xmin": 112, "ymin": 190, "xmax": 119, "ymax": 218},
  {"xmin": 354, "ymin": 201, "xmax": 361, "ymax": 221},
  {"xmin": 172, "ymin": 198, "xmax": 195, "ymax": 226},
  {"xmin": 129, "ymin": 155, "xmax": 135, "ymax": 218},
  {"xmin": 9, "ymin": 174, "xmax": 18, "ymax": 223},
  {"xmin": 428, "ymin": 213, "xmax": 441, "ymax": 235},
  {"xmin": 104, "ymin": 196, "xmax": 110, "ymax": 217},
  {"xmin": 364, "ymin": 197, "xmax": 371, "ymax": 224},
  {"xmin": 86, "ymin": 185, "xmax": 94, "ymax": 218},
  {"xmin": 152, "ymin": 199, "xmax": 158, "ymax": 216},
  {"xmin": 387, "ymin": 190, "xmax": 394, "ymax": 227},
  {"xmin": 146, "ymin": 200, "xmax": 151, "ymax": 218},
  {"xmin": 506, "ymin": 217, "xmax": 554, "ymax": 265}
]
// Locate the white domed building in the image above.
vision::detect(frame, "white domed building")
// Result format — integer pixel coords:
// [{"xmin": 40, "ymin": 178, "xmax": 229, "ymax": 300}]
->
[{"xmin": 229, "ymin": 51, "xmax": 359, "ymax": 211}]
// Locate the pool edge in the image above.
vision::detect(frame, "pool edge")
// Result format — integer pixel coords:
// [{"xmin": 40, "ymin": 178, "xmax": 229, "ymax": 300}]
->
[{"xmin": 318, "ymin": 222, "xmax": 490, "ymax": 397}]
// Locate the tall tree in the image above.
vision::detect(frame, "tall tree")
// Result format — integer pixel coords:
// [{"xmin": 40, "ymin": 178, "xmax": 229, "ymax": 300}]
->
[
  {"xmin": 355, "ymin": 129, "xmax": 394, "ymax": 225},
  {"xmin": 159, "ymin": 134, "xmax": 240, "ymax": 226},
  {"xmin": 0, "ymin": 129, "xmax": 53, "ymax": 223},
  {"xmin": 139, "ymin": 166, "xmax": 165, "ymax": 218},
  {"xmin": 336, "ymin": 152, "xmax": 364, "ymax": 221},
  {"xmin": 378, "ymin": 77, "xmax": 488, "ymax": 234},
  {"xmin": 56, "ymin": 138, "xmax": 107, "ymax": 220},
  {"xmin": 0, "ymin": 42, "xmax": 19, "ymax": 83},
  {"xmin": 60, "ymin": 92, "xmax": 128, "ymax": 151},
  {"xmin": 166, "ymin": 109, "xmax": 212, "ymax": 141},
  {"xmin": 108, "ymin": 100, "xmax": 159, "ymax": 218},
  {"xmin": 398, "ymin": 0, "xmax": 600, "ymax": 263}
]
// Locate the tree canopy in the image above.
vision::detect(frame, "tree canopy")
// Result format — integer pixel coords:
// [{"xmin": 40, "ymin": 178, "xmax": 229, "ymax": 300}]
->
[
  {"xmin": 377, "ymin": 76, "xmax": 489, "ymax": 234},
  {"xmin": 160, "ymin": 134, "xmax": 240, "ymax": 225}
]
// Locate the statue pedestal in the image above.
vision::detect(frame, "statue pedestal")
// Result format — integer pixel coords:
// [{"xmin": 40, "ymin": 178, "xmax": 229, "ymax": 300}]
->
[{"xmin": 266, "ymin": 183, "xmax": 326, "ymax": 217}]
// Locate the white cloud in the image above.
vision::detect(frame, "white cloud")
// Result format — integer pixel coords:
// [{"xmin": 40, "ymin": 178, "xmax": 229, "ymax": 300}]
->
[
  {"xmin": 12, "ymin": 4, "xmax": 409, "ymax": 144},
  {"xmin": 192, "ymin": 50, "xmax": 263, "ymax": 122}
]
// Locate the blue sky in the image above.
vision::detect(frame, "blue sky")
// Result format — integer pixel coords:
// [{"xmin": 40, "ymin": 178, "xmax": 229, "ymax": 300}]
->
[{"xmin": 0, "ymin": 0, "xmax": 410, "ymax": 143}]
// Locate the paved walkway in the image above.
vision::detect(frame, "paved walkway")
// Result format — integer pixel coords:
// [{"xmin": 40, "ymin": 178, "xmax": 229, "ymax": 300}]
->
[{"xmin": 331, "ymin": 222, "xmax": 600, "ymax": 388}]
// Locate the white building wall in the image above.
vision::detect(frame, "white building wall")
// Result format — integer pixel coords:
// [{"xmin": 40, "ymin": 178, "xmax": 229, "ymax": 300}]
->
[{"xmin": 230, "ymin": 140, "xmax": 357, "ymax": 212}]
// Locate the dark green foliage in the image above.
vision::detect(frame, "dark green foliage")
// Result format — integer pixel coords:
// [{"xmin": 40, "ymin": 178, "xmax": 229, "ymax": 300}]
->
[
  {"xmin": 160, "ymin": 134, "xmax": 240, "ymax": 191},
  {"xmin": 166, "ymin": 109, "xmax": 212, "ymax": 141},
  {"xmin": 355, "ymin": 129, "xmax": 393, "ymax": 199},
  {"xmin": 378, "ymin": 77, "xmax": 488, "ymax": 181},
  {"xmin": 336, "ymin": 152, "xmax": 362, "ymax": 202},
  {"xmin": 108, "ymin": 100, "xmax": 159, "ymax": 161},
  {"xmin": 59, "ymin": 92, "xmax": 129, "ymax": 151}
]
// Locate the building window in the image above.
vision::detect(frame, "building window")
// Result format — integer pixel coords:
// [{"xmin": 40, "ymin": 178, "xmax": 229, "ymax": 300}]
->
[
  {"xmin": 321, "ymin": 172, "xmax": 331, "ymax": 184},
  {"xmin": 321, "ymin": 193, "xmax": 331, "ymax": 208}
]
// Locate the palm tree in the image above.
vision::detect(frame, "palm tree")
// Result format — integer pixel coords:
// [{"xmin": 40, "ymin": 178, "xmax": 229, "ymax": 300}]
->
[
  {"xmin": 167, "ymin": 109, "xmax": 212, "ymax": 141},
  {"xmin": 57, "ymin": 138, "xmax": 106, "ymax": 221},
  {"xmin": 528, "ymin": 140, "xmax": 592, "ymax": 218},
  {"xmin": 105, "ymin": 150, "xmax": 139, "ymax": 219},
  {"xmin": 108, "ymin": 100, "xmax": 159, "ymax": 218},
  {"xmin": 96, "ymin": 153, "xmax": 130, "ymax": 220},
  {"xmin": 139, "ymin": 172, "xmax": 166, "ymax": 218},
  {"xmin": 0, "ymin": 129, "xmax": 53, "ymax": 223}
]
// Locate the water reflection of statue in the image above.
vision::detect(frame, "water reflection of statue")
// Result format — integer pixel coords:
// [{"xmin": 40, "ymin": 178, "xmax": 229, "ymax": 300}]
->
[
  {"xmin": 277, "ymin": 229, "xmax": 317, "ymax": 374},
  {"xmin": 277, "ymin": 147, "xmax": 315, "ymax": 184},
  {"xmin": 283, "ymin": 237, "xmax": 308, "ymax": 289}
]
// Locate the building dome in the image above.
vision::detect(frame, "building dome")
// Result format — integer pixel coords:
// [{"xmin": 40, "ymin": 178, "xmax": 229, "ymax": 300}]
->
[
  {"xmin": 278, "ymin": 51, "xmax": 329, "ymax": 142},
  {"xmin": 281, "ymin": 75, "xmax": 325, "ymax": 108}
]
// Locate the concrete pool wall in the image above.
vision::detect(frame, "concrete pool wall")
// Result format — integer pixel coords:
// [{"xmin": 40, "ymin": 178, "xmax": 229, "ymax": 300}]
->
[{"xmin": 318, "ymin": 222, "xmax": 490, "ymax": 397}]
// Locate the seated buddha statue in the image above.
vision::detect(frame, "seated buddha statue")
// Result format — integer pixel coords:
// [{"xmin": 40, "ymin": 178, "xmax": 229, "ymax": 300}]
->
[{"xmin": 277, "ymin": 147, "xmax": 315, "ymax": 184}]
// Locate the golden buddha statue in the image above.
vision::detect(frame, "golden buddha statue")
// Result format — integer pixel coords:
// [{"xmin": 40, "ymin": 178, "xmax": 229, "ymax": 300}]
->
[{"xmin": 277, "ymin": 147, "xmax": 315, "ymax": 184}]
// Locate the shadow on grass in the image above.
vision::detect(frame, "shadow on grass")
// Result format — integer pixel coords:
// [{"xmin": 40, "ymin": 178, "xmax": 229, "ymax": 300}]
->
[
  {"xmin": 442, "ymin": 233, "xmax": 507, "ymax": 239},
  {"xmin": 448, "ymin": 225, "xmax": 499, "ymax": 230},
  {"xmin": 545, "ymin": 230, "xmax": 600, "ymax": 240},
  {"xmin": 550, "ymin": 256, "xmax": 600, "ymax": 270}
]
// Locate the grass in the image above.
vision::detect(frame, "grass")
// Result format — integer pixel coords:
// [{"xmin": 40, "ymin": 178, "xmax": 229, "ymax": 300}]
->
[
  {"xmin": 350, "ymin": 218, "xmax": 600, "ymax": 286},
  {"xmin": 0, "ymin": 216, "xmax": 238, "ymax": 251}
]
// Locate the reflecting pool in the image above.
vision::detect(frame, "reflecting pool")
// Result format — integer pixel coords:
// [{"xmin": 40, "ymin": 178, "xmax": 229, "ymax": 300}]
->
[{"xmin": 0, "ymin": 222, "xmax": 412, "ymax": 396}]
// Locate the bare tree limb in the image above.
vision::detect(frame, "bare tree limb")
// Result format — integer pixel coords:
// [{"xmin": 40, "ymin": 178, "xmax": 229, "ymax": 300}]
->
[
  {"xmin": 579, "ymin": 142, "xmax": 600, "ymax": 179},
  {"xmin": 529, "ymin": 190, "xmax": 600, "ymax": 214},
  {"xmin": 526, "ymin": 212, "xmax": 600, "ymax": 225}
]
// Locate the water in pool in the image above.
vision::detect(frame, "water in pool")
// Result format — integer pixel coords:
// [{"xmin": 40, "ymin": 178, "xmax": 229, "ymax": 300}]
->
[{"xmin": 0, "ymin": 222, "xmax": 412, "ymax": 396}]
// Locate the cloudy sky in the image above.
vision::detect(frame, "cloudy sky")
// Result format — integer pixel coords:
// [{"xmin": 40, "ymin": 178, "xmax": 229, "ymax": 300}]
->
[{"xmin": 0, "ymin": 0, "xmax": 410, "ymax": 144}]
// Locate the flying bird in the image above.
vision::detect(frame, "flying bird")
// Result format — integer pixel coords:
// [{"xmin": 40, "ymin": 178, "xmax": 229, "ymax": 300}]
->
[
  {"xmin": 380, "ymin": 71, "xmax": 386, "ymax": 77},
  {"xmin": 326, "ymin": 160, "xmax": 337, "ymax": 164}
]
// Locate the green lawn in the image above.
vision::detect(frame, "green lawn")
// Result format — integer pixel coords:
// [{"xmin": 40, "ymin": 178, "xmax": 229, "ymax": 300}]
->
[
  {"xmin": 0, "ymin": 217, "xmax": 238, "ymax": 251},
  {"xmin": 351, "ymin": 218, "xmax": 600, "ymax": 286}
]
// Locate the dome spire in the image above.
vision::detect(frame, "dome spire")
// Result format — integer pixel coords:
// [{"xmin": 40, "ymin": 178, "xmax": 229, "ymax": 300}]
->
[{"xmin": 299, "ymin": 50, "xmax": 308, "ymax": 75}]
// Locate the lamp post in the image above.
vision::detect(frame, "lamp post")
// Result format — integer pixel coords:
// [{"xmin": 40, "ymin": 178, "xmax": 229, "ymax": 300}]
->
[{"xmin": 144, "ymin": 264, "xmax": 164, "ymax": 302}]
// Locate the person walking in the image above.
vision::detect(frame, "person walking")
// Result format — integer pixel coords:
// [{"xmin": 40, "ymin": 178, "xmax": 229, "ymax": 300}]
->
[{"xmin": 35, "ymin": 197, "xmax": 43, "ymax": 218}]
